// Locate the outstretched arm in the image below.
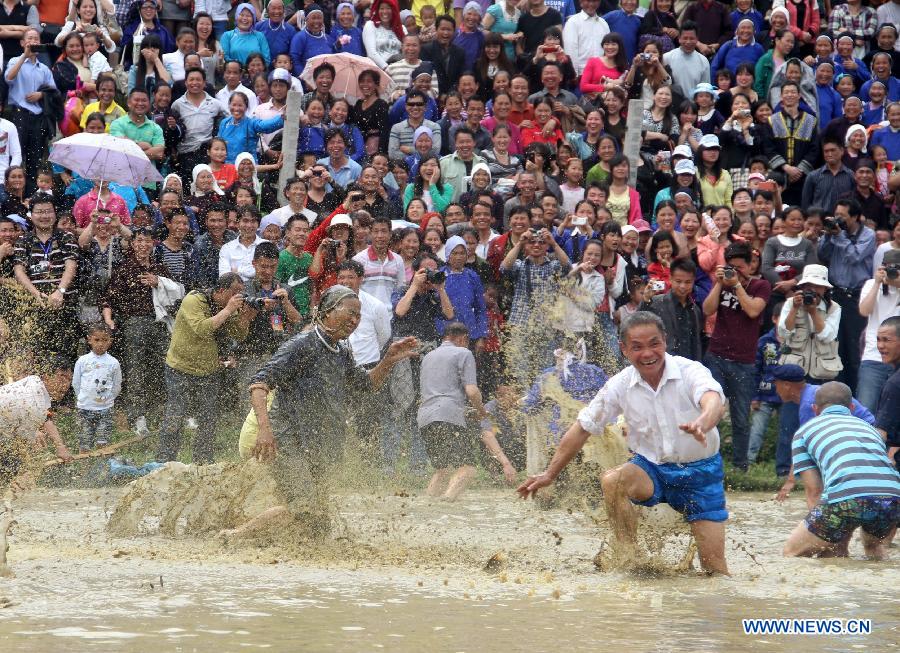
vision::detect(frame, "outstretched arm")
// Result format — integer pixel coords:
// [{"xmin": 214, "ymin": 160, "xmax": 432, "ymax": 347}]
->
[{"xmin": 516, "ymin": 421, "xmax": 592, "ymax": 498}]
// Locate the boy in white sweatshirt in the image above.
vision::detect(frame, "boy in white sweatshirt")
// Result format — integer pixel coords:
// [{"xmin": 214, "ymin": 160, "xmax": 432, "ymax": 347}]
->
[{"xmin": 72, "ymin": 324, "xmax": 122, "ymax": 452}]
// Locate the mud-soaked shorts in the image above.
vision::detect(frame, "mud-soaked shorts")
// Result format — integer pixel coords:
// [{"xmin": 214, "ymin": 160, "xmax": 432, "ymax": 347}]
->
[
  {"xmin": 421, "ymin": 421, "xmax": 477, "ymax": 469},
  {"xmin": 628, "ymin": 453, "xmax": 728, "ymax": 523},
  {"xmin": 804, "ymin": 496, "xmax": 900, "ymax": 543},
  {"xmin": 0, "ymin": 437, "xmax": 25, "ymax": 488}
]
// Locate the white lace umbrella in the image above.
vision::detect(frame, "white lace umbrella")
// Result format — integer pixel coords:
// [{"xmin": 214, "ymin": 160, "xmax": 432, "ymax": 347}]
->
[
  {"xmin": 299, "ymin": 52, "xmax": 394, "ymax": 103},
  {"xmin": 49, "ymin": 132, "xmax": 164, "ymax": 187}
]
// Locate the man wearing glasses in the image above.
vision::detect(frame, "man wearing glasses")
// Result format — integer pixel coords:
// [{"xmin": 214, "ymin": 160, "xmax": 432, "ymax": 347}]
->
[{"xmin": 388, "ymin": 90, "xmax": 441, "ymax": 161}]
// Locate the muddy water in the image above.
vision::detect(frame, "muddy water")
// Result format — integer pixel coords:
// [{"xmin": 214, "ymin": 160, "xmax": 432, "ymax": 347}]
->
[{"xmin": 0, "ymin": 487, "xmax": 897, "ymax": 652}]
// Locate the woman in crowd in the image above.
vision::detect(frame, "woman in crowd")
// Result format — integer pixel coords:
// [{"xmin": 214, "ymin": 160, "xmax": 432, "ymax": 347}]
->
[
  {"xmin": 221, "ymin": 3, "xmax": 270, "ymax": 66},
  {"xmin": 622, "ymin": 39, "xmax": 673, "ymax": 109},
  {"xmin": 362, "ymin": 0, "xmax": 403, "ymax": 70},
  {"xmin": 52, "ymin": 33, "xmax": 93, "ymax": 97},
  {"xmin": 194, "ymin": 11, "xmax": 223, "ymax": 81},
  {"xmin": 641, "ymin": 85, "xmax": 679, "ymax": 153},
  {"xmin": 605, "ymin": 155, "xmax": 643, "ymax": 226},
  {"xmin": 404, "ymin": 156, "xmax": 453, "ymax": 213},
  {"xmin": 581, "ymin": 33, "xmax": 628, "ymax": 96},
  {"xmin": 129, "ymin": 33, "xmax": 174, "ymax": 94}
]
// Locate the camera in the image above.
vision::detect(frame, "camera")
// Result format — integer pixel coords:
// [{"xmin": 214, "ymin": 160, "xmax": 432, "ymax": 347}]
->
[
  {"xmin": 426, "ymin": 269, "xmax": 446, "ymax": 284},
  {"xmin": 823, "ymin": 216, "xmax": 846, "ymax": 231},
  {"xmin": 30, "ymin": 44, "xmax": 49, "ymax": 53},
  {"xmin": 528, "ymin": 227, "xmax": 544, "ymax": 242},
  {"xmin": 349, "ymin": 192, "xmax": 364, "ymax": 203},
  {"xmin": 641, "ymin": 53, "xmax": 652, "ymax": 62},
  {"xmin": 572, "ymin": 216, "xmax": 588, "ymax": 227},
  {"xmin": 242, "ymin": 294, "xmax": 268, "ymax": 311},
  {"xmin": 802, "ymin": 290, "xmax": 817, "ymax": 306},
  {"xmin": 723, "ymin": 265, "xmax": 736, "ymax": 280},
  {"xmin": 311, "ymin": 169, "xmax": 323, "ymax": 177},
  {"xmin": 887, "ymin": 265, "xmax": 900, "ymax": 281}
]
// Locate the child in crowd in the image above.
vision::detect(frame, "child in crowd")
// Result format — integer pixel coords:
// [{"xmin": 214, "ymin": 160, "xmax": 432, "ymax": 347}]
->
[
  {"xmin": 748, "ymin": 306, "xmax": 783, "ymax": 465},
  {"xmin": 616, "ymin": 277, "xmax": 646, "ymax": 326},
  {"xmin": 83, "ymin": 31, "xmax": 112, "ymax": 82},
  {"xmin": 72, "ymin": 324, "xmax": 122, "ymax": 453},
  {"xmin": 418, "ymin": 5, "xmax": 437, "ymax": 43}
]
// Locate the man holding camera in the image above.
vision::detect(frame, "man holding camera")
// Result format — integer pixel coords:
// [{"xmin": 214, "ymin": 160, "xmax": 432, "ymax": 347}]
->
[
  {"xmin": 818, "ymin": 198, "xmax": 876, "ymax": 394},
  {"xmin": 857, "ymin": 250, "xmax": 900, "ymax": 413},
  {"xmin": 702, "ymin": 242, "xmax": 771, "ymax": 472},
  {"xmin": 4, "ymin": 27, "xmax": 56, "ymax": 194}
]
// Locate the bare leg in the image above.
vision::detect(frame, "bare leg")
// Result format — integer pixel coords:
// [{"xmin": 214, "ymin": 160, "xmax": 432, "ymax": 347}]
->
[
  {"xmin": 861, "ymin": 526, "xmax": 895, "ymax": 560},
  {"xmin": 442, "ymin": 465, "xmax": 476, "ymax": 502},
  {"xmin": 600, "ymin": 463, "xmax": 654, "ymax": 548},
  {"xmin": 0, "ymin": 498, "xmax": 13, "ymax": 577},
  {"xmin": 690, "ymin": 519, "xmax": 729, "ymax": 575},
  {"xmin": 783, "ymin": 522, "xmax": 841, "ymax": 557},
  {"xmin": 426, "ymin": 469, "xmax": 452, "ymax": 497},
  {"xmin": 218, "ymin": 505, "xmax": 290, "ymax": 539}
]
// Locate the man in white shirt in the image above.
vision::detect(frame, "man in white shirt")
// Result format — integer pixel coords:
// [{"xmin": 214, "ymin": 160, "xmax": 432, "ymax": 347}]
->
[
  {"xmin": 518, "ymin": 311, "xmax": 729, "ymax": 575},
  {"xmin": 663, "ymin": 21, "xmax": 711, "ymax": 101},
  {"xmin": 264, "ymin": 176, "xmax": 317, "ymax": 226},
  {"xmin": 385, "ymin": 35, "xmax": 439, "ymax": 99},
  {"xmin": 337, "ymin": 260, "xmax": 391, "ymax": 367},
  {"xmin": 561, "ymin": 0, "xmax": 609, "ymax": 77},
  {"xmin": 877, "ymin": 1, "xmax": 900, "ymax": 50},
  {"xmin": 218, "ymin": 207, "xmax": 265, "ymax": 281},
  {"xmin": 215, "ymin": 59, "xmax": 258, "ymax": 113},
  {"xmin": 0, "ymin": 116, "xmax": 21, "ymax": 180},
  {"xmin": 351, "ymin": 216, "xmax": 406, "ymax": 305}
]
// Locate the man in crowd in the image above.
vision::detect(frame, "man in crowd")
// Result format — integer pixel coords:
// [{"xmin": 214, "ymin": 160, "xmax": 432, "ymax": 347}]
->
[
  {"xmin": 387, "ymin": 35, "xmax": 438, "ymax": 99},
  {"xmin": 875, "ymin": 316, "xmax": 900, "ymax": 467},
  {"xmin": 519, "ymin": 312, "xmax": 729, "ymax": 575},
  {"xmin": 171, "ymin": 67, "xmax": 227, "ymax": 181},
  {"xmin": 276, "ymin": 213, "xmax": 313, "ymax": 322},
  {"xmin": 419, "ymin": 322, "xmax": 487, "ymax": 501},
  {"xmin": 801, "ymin": 139, "xmax": 855, "ymax": 215},
  {"xmin": 419, "ymin": 15, "xmax": 465, "ymax": 98},
  {"xmin": 219, "ymin": 208, "xmax": 266, "ymax": 281},
  {"xmin": 664, "ymin": 22, "xmax": 710, "ymax": 101},
  {"xmin": 194, "ymin": 202, "xmax": 236, "ymax": 287},
  {"xmin": 157, "ymin": 273, "xmax": 251, "ymax": 464},
  {"xmin": 640, "ymin": 258, "xmax": 703, "ymax": 361},
  {"xmin": 110, "ymin": 88, "xmax": 166, "ymax": 166},
  {"xmin": 440, "ymin": 128, "xmax": 487, "ymax": 202},
  {"xmin": 352, "ymin": 216, "xmax": 406, "ymax": 306},
  {"xmin": 562, "ymin": 0, "xmax": 609, "ymax": 78},
  {"xmin": 449, "ymin": 96, "xmax": 492, "ymax": 152},
  {"xmin": 388, "ymin": 90, "xmax": 441, "ymax": 161},
  {"xmin": 783, "ymin": 382, "xmax": 899, "ymax": 560},
  {"xmin": 4, "ymin": 27, "xmax": 55, "ymax": 193},
  {"xmin": 257, "ymin": 0, "xmax": 295, "ymax": 60},
  {"xmin": 818, "ymin": 198, "xmax": 876, "ymax": 394},
  {"xmin": 702, "ymin": 242, "xmax": 771, "ymax": 472},
  {"xmin": 766, "ymin": 82, "xmax": 819, "ymax": 205}
]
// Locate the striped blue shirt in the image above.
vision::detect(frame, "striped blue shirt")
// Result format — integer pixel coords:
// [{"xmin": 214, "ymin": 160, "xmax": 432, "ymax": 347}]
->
[{"xmin": 792, "ymin": 405, "xmax": 900, "ymax": 504}]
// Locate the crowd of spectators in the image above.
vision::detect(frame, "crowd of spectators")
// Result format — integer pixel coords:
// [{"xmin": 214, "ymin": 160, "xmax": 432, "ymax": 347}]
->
[{"xmin": 0, "ymin": 0, "xmax": 899, "ymax": 478}]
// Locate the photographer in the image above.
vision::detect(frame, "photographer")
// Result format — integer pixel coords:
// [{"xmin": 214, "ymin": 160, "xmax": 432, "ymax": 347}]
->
[
  {"xmin": 702, "ymin": 242, "xmax": 771, "ymax": 472},
  {"xmin": 857, "ymin": 250, "xmax": 900, "ymax": 413},
  {"xmin": 817, "ymin": 198, "xmax": 876, "ymax": 393},
  {"xmin": 234, "ymin": 242, "xmax": 302, "ymax": 413},
  {"xmin": 308, "ymin": 213, "xmax": 353, "ymax": 297}
]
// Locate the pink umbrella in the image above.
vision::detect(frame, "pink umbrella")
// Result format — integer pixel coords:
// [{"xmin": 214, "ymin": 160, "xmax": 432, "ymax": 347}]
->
[{"xmin": 299, "ymin": 53, "xmax": 394, "ymax": 103}]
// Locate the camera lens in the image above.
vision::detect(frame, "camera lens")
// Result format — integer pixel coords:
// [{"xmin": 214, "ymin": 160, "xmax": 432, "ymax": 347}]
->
[{"xmin": 887, "ymin": 266, "xmax": 899, "ymax": 280}]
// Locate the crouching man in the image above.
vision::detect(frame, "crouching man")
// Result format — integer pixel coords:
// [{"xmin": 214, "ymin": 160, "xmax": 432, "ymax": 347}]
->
[
  {"xmin": 783, "ymin": 382, "xmax": 900, "ymax": 560},
  {"xmin": 517, "ymin": 312, "xmax": 730, "ymax": 575}
]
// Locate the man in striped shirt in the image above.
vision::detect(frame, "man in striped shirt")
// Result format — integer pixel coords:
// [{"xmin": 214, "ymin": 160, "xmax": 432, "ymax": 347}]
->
[{"xmin": 783, "ymin": 382, "xmax": 900, "ymax": 560}]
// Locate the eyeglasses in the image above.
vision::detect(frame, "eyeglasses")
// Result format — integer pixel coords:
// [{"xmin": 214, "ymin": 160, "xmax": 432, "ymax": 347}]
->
[{"xmin": 406, "ymin": 102, "xmax": 425, "ymax": 107}]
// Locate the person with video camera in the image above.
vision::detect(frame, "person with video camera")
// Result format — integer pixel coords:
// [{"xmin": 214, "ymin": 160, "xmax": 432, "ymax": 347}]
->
[
  {"xmin": 817, "ymin": 197, "xmax": 876, "ymax": 393},
  {"xmin": 857, "ymin": 249, "xmax": 900, "ymax": 413},
  {"xmin": 702, "ymin": 242, "xmax": 771, "ymax": 472}
]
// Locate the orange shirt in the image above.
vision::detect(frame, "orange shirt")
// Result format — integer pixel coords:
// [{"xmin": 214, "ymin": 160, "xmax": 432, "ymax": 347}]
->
[
  {"xmin": 212, "ymin": 164, "xmax": 237, "ymax": 189},
  {"xmin": 508, "ymin": 104, "xmax": 535, "ymax": 126},
  {"xmin": 39, "ymin": 2, "xmax": 69, "ymax": 24}
]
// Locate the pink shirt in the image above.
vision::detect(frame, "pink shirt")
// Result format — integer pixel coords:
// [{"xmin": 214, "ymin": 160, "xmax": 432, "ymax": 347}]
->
[
  {"xmin": 580, "ymin": 58, "xmax": 625, "ymax": 94},
  {"xmin": 480, "ymin": 117, "xmax": 523, "ymax": 155},
  {"xmin": 73, "ymin": 189, "xmax": 131, "ymax": 228}
]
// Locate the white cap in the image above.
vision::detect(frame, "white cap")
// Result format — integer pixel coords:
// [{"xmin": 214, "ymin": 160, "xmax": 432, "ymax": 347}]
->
[
  {"xmin": 330, "ymin": 214, "xmax": 353, "ymax": 227},
  {"xmin": 672, "ymin": 144, "xmax": 693, "ymax": 160},
  {"xmin": 796, "ymin": 264, "xmax": 832, "ymax": 289},
  {"xmin": 674, "ymin": 159, "xmax": 696, "ymax": 175},
  {"xmin": 699, "ymin": 134, "xmax": 721, "ymax": 149}
]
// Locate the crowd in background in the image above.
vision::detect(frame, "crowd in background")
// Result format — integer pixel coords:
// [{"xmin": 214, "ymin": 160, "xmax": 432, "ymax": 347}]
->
[{"xmin": 0, "ymin": 0, "xmax": 899, "ymax": 478}]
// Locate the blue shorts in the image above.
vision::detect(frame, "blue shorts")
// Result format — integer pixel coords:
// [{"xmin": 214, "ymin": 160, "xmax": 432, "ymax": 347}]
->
[{"xmin": 628, "ymin": 453, "xmax": 729, "ymax": 523}]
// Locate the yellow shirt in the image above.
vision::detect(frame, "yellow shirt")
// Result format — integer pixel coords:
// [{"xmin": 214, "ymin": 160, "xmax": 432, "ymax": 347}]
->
[
  {"xmin": 238, "ymin": 393, "xmax": 274, "ymax": 459},
  {"xmin": 699, "ymin": 169, "xmax": 733, "ymax": 209},
  {"xmin": 80, "ymin": 101, "xmax": 126, "ymax": 131}
]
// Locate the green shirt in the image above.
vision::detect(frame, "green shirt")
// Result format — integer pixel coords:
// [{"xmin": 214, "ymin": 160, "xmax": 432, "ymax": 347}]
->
[
  {"xmin": 276, "ymin": 249, "xmax": 312, "ymax": 317},
  {"xmin": 165, "ymin": 291, "xmax": 248, "ymax": 376},
  {"xmin": 109, "ymin": 114, "xmax": 164, "ymax": 146}
]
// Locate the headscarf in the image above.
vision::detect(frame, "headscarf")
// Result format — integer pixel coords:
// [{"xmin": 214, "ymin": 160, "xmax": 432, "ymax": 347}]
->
[
  {"xmin": 191, "ymin": 163, "xmax": 225, "ymax": 196},
  {"xmin": 235, "ymin": 3, "xmax": 257, "ymax": 31},
  {"xmin": 336, "ymin": 2, "xmax": 354, "ymax": 17},
  {"xmin": 463, "ymin": 1, "xmax": 483, "ymax": 17},
  {"xmin": 770, "ymin": 7, "xmax": 789, "ymax": 28},
  {"xmin": 371, "ymin": 0, "xmax": 404, "ymax": 42},
  {"xmin": 413, "ymin": 125, "xmax": 434, "ymax": 146},
  {"xmin": 162, "ymin": 172, "xmax": 183, "ymax": 198},
  {"xmin": 313, "ymin": 284, "xmax": 357, "ymax": 332},
  {"xmin": 444, "ymin": 235, "xmax": 467, "ymax": 257},
  {"xmin": 844, "ymin": 124, "xmax": 868, "ymax": 152},
  {"xmin": 408, "ymin": 61, "xmax": 435, "ymax": 90},
  {"xmin": 735, "ymin": 19, "xmax": 756, "ymax": 45},
  {"xmin": 234, "ymin": 151, "xmax": 262, "ymax": 194},
  {"xmin": 258, "ymin": 214, "xmax": 283, "ymax": 237}
]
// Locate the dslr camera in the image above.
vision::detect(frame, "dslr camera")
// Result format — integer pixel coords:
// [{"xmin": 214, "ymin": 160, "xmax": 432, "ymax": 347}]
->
[
  {"xmin": 886, "ymin": 265, "xmax": 900, "ymax": 281},
  {"xmin": 722, "ymin": 265, "xmax": 736, "ymax": 280},
  {"xmin": 527, "ymin": 227, "xmax": 545, "ymax": 242},
  {"xmin": 426, "ymin": 269, "xmax": 446, "ymax": 284},
  {"xmin": 823, "ymin": 216, "xmax": 846, "ymax": 231},
  {"xmin": 802, "ymin": 289, "xmax": 817, "ymax": 306}
]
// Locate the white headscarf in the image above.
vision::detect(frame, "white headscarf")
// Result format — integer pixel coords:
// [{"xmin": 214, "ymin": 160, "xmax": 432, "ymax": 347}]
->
[
  {"xmin": 234, "ymin": 151, "xmax": 262, "ymax": 194},
  {"xmin": 191, "ymin": 163, "xmax": 225, "ymax": 196}
]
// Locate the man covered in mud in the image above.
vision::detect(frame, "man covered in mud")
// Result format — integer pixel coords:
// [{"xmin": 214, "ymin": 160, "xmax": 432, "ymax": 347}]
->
[
  {"xmin": 238, "ymin": 285, "xmax": 419, "ymax": 535},
  {"xmin": 518, "ymin": 312, "xmax": 730, "ymax": 575},
  {"xmin": 783, "ymin": 382, "xmax": 900, "ymax": 560}
]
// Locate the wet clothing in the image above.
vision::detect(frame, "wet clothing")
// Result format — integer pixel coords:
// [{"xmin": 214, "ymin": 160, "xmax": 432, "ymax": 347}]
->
[
  {"xmin": 804, "ymin": 496, "xmax": 900, "ymax": 544},
  {"xmin": 629, "ymin": 452, "xmax": 729, "ymax": 523},
  {"xmin": 421, "ymin": 421, "xmax": 477, "ymax": 469}
]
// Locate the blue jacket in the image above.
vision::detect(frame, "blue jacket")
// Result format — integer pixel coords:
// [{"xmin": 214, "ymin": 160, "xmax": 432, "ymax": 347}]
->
[
  {"xmin": 256, "ymin": 19, "xmax": 297, "ymax": 58},
  {"xmin": 217, "ymin": 114, "xmax": 285, "ymax": 163},
  {"xmin": 711, "ymin": 40, "xmax": 765, "ymax": 75},
  {"xmin": 522, "ymin": 361, "xmax": 608, "ymax": 441},
  {"xmin": 388, "ymin": 95, "xmax": 440, "ymax": 124},
  {"xmin": 122, "ymin": 19, "xmax": 175, "ymax": 68},
  {"xmin": 289, "ymin": 29, "xmax": 336, "ymax": 76},
  {"xmin": 602, "ymin": 11, "xmax": 641, "ymax": 61},
  {"xmin": 871, "ymin": 127, "xmax": 900, "ymax": 161},
  {"xmin": 753, "ymin": 329, "xmax": 782, "ymax": 404},
  {"xmin": 833, "ymin": 56, "xmax": 870, "ymax": 87},
  {"xmin": 862, "ymin": 104, "xmax": 886, "ymax": 127},
  {"xmin": 816, "ymin": 83, "xmax": 844, "ymax": 129},
  {"xmin": 799, "ymin": 383, "xmax": 875, "ymax": 426},
  {"xmin": 331, "ymin": 26, "xmax": 365, "ymax": 57},
  {"xmin": 438, "ymin": 267, "xmax": 488, "ymax": 339},
  {"xmin": 554, "ymin": 228, "xmax": 598, "ymax": 261},
  {"xmin": 221, "ymin": 29, "xmax": 272, "ymax": 65}
]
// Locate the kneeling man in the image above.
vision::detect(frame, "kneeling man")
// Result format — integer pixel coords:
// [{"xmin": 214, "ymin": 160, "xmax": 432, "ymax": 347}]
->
[
  {"xmin": 783, "ymin": 382, "xmax": 900, "ymax": 560},
  {"xmin": 518, "ymin": 312, "xmax": 729, "ymax": 574}
]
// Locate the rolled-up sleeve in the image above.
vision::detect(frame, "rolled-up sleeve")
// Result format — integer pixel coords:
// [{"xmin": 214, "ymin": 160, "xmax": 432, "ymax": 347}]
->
[{"xmin": 577, "ymin": 377, "xmax": 624, "ymax": 435}]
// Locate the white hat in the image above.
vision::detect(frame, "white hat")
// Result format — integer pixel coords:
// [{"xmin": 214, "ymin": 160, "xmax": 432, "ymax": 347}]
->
[
  {"xmin": 796, "ymin": 264, "xmax": 832, "ymax": 289},
  {"xmin": 444, "ymin": 235, "xmax": 467, "ymax": 256},
  {"xmin": 672, "ymin": 144, "xmax": 693, "ymax": 160},
  {"xmin": 270, "ymin": 68, "xmax": 292, "ymax": 84},
  {"xmin": 699, "ymin": 134, "xmax": 721, "ymax": 149},
  {"xmin": 330, "ymin": 214, "xmax": 353, "ymax": 227},
  {"xmin": 674, "ymin": 159, "xmax": 696, "ymax": 176}
]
